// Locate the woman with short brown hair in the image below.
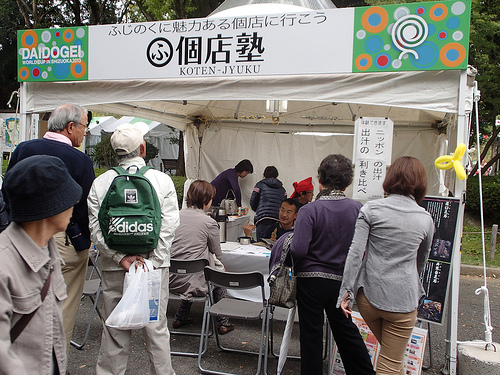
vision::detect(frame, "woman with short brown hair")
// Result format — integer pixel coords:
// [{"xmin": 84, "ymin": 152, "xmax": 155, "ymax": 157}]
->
[
  {"xmin": 170, "ymin": 180, "xmax": 234, "ymax": 334},
  {"xmin": 338, "ymin": 156, "xmax": 435, "ymax": 375}
]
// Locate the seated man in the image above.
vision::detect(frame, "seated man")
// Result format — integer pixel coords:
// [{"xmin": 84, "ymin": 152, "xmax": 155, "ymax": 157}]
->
[{"xmin": 242, "ymin": 199, "xmax": 298, "ymax": 243}]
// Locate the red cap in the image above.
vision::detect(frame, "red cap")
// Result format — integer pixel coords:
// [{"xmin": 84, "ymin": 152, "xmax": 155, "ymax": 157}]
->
[{"xmin": 290, "ymin": 177, "xmax": 314, "ymax": 199}]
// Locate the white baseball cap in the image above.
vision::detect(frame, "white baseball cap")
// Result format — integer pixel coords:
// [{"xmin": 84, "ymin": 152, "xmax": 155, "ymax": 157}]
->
[{"xmin": 111, "ymin": 122, "xmax": 150, "ymax": 155}]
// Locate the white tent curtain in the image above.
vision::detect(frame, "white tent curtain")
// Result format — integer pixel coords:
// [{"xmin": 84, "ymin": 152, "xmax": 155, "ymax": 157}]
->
[{"xmin": 185, "ymin": 126, "xmax": 441, "ymax": 210}]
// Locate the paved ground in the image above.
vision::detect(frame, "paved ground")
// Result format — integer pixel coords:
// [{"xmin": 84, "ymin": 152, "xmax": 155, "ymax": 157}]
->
[{"xmin": 68, "ymin": 272, "xmax": 500, "ymax": 374}]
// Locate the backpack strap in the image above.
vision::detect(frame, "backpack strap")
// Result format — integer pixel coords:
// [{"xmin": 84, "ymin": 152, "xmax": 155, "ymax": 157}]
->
[{"xmin": 111, "ymin": 166, "xmax": 153, "ymax": 176}]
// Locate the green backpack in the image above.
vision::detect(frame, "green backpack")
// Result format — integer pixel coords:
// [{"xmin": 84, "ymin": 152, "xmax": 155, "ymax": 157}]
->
[{"xmin": 98, "ymin": 166, "xmax": 161, "ymax": 254}]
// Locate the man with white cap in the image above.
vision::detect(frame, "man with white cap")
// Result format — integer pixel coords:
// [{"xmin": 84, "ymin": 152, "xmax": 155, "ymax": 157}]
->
[{"xmin": 88, "ymin": 122, "xmax": 179, "ymax": 375}]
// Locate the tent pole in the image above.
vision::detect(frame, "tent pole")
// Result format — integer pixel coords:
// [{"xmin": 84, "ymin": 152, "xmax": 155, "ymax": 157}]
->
[
  {"xmin": 19, "ymin": 82, "xmax": 29, "ymax": 143},
  {"xmin": 445, "ymin": 69, "xmax": 470, "ymax": 374}
]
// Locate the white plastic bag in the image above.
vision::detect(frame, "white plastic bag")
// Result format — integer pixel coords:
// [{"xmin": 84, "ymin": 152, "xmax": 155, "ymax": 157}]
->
[
  {"xmin": 106, "ymin": 260, "xmax": 150, "ymax": 330},
  {"xmin": 122, "ymin": 259, "xmax": 162, "ymax": 323},
  {"xmin": 145, "ymin": 260, "xmax": 161, "ymax": 323}
]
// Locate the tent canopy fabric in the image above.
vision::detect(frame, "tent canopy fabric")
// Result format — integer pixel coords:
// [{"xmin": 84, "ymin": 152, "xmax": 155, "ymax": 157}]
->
[
  {"xmin": 24, "ymin": 69, "xmax": 460, "ymax": 133},
  {"xmin": 22, "ymin": 68, "xmax": 468, "ymax": 206}
]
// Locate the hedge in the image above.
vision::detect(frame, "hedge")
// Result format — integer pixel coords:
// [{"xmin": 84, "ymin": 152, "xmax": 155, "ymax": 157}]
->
[{"xmin": 465, "ymin": 175, "xmax": 500, "ymax": 224}]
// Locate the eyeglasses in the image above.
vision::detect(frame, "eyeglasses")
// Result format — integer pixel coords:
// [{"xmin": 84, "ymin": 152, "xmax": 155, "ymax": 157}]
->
[
  {"xmin": 74, "ymin": 122, "xmax": 89, "ymax": 132},
  {"xmin": 279, "ymin": 208, "xmax": 295, "ymax": 215}
]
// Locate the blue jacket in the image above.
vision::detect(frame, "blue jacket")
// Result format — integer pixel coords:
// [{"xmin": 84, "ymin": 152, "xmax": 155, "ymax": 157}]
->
[{"xmin": 250, "ymin": 178, "xmax": 286, "ymax": 224}]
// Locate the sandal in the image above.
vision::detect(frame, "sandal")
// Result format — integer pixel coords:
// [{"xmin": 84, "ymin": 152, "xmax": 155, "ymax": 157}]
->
[{"xmin": 218, "ymin": 324, "xmax": 235, "ymax": 335}]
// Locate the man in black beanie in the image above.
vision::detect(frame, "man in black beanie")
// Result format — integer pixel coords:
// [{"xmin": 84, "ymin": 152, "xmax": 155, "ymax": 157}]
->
[
  {"xmin": 0, "ymin": 155, "xmax": 82, "ymax": 375},
  {"xmin": 4, "ymin": 103, "xmax": 95, "ymax": 355}
]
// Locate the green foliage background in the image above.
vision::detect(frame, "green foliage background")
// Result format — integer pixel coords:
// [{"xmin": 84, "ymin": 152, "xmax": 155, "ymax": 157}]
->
[{"xmin": 465, "ymin": 175, "xmax": 500, "ymax": 224}]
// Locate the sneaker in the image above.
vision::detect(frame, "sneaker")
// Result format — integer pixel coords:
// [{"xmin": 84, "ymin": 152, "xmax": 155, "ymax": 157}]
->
[
  {"xmin": 172, "ymin": 318, "xmax": 193, "ymax": 328},
  {"xmin": 218, "ymin": 324, "xmax": 235, "ymax": 335}
]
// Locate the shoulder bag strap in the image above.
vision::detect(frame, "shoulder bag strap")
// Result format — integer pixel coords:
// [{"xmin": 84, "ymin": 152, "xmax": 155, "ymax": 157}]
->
[
  {"xmin": 269, "ymin": 232, "xmax": 294, "ymax": 276},
  {"xmin": 10, "ymin": 268, "xmax": 52, "ymax": 343}
]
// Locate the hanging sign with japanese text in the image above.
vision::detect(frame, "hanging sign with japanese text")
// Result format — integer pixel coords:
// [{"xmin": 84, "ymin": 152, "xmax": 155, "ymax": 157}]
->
[
  {"xmin": 352, "ymin": 117, "xmax": 394, "ymax": 201},
  {"xmin": 418, "ymin": 196, "xmax": 460, "ymax": 325},
  {"xmin": 17, "ymin": 0, "xmax": 471, "ymax": 82}
]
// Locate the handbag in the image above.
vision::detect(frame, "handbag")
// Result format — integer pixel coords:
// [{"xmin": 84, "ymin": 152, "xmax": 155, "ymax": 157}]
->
[
  {"xmin": 268, "ymin": 233, "xmax": 296, "ymax": 308},
  {"xmin": 106, "ymin": 260, "xmax": 151, "ymax": 330},
  {"xmin": 221, "ymin": 189, "xmax": 238, "ymax": 215}
]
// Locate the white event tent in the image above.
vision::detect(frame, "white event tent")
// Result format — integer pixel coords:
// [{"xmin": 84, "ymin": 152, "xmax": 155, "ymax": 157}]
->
[{"xmin": 16, "ymin": 1, "xmax": 474, "ymax": 372}]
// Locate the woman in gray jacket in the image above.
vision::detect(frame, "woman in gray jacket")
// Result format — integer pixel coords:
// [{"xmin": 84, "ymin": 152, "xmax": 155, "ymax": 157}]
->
[
  {"xmin": 169, "ymin": 180, "xmax": 234, "ymax": 335},
  {"xmin": 338, "ymin": 156, "xmax": 435, "ymax": 375}
]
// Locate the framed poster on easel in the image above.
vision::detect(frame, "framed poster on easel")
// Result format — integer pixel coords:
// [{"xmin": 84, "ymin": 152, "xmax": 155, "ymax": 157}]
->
[{"xmin": 417, "ymin": 196, "xmax": 461, "ymax": 325}]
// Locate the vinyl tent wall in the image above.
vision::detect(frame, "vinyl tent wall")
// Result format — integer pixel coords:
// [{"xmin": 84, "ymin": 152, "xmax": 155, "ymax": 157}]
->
[{"xmin": 19, "ymin": 68, "xmax": 470, "ymax": 207}]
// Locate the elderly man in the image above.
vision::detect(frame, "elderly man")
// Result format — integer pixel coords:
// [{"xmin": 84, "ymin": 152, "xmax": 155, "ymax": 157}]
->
[
  {"xmin": 5, "ymin": 104, "xmax": 95, "ymax": 353},
  {"xmin": 88, "ymin": 122, "xmax": 179, "ymax": 375},
  {"xmin": 0, "ymin": 155, "xmax": 83, "ymax": 375}
]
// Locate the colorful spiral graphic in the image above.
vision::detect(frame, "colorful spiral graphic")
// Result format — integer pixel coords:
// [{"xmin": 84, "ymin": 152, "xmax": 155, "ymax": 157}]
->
[{"xmin": 391, "ymin": 14, "xmax": 428, "ymax": 59}]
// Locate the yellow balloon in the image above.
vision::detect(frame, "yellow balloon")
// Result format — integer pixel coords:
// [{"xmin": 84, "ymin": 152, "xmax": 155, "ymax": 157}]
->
[
  {"xmin": 453, "ymin": 143, "xmax": 466, "ymax": 160},
  {"xmin": 434, "ymin": 155, "xmax": 454, "ymax": 170},
  {"xmin": 453, "ymin": 160, "xmax": 467, "ymax": 180},
  {"xmin": 434, "ymin": 143, "xmax": 467, "ymax": 179}
]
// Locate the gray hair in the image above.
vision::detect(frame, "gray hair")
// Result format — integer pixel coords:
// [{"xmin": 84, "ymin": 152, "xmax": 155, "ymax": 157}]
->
[
  {"xmin": 48, "ymin": 104, "xmax": 87, "ymax": 132},
  {"xmin": 116, "ymin": 146, "xmax": 141, "ymax": 162}
]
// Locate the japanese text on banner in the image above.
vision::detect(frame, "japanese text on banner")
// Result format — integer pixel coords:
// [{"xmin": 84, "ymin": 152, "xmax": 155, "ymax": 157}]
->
[{"xmin": 352, "ymin": 117, "xmax": 393, "ymax": 201}]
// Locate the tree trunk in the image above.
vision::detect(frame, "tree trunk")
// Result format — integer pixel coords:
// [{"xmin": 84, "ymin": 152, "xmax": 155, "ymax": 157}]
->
[
  {"xmin": 470, "ymin": 125, "xmax": 500, "ymax": 176},
  {"xmin": 176, "ymin": 131, "xmax": 186, "ymax": 177}
]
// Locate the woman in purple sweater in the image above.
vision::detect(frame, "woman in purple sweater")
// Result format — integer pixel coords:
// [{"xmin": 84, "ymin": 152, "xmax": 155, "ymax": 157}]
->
[{"xmin": 290, "ymin": 154, "xmax": 374, "ymax": 375}]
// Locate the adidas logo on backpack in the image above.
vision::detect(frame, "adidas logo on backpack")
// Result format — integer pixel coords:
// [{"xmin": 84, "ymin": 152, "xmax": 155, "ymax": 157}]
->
[{"xmin": 98, "ymin": 166, "xmax": 161, "ymax": 254}]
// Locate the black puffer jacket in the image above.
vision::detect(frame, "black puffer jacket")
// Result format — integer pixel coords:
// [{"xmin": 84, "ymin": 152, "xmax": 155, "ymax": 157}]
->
[{"xmin": 250, "ymin": 178, "xmax": 286, "ymax": 224}]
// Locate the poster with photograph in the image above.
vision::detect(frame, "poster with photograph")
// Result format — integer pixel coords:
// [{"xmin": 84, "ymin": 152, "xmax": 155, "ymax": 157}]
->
[
  {"xmin": 417, "ymin": 196, "xmax": 461, "ymax": 324},
  {"xmin": 329, "ymin": 312, "xmax": 427, "ymax": 375}
]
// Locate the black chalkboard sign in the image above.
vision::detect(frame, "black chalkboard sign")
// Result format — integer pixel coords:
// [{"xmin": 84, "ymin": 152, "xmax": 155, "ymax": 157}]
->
[{"xmin": 417, "ymin": 196, "xmax": 461, "ymax": 325}]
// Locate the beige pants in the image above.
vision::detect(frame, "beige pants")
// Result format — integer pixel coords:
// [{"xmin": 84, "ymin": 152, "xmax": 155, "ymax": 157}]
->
[
  {"xmin": 96, "ymin": 267, "xmax": 175, "ymax": 375},
  {"xmin": 356, "ymin": 289, "xmax": 418, "ymax": 375},
  {"xmin": 54, "ymin": 231, "xmax": 90, "ymax": 355}
]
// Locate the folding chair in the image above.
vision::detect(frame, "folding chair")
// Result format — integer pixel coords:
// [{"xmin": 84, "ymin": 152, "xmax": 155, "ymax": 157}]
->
[
  {"xmin": 198, "ymin": 266, "xmax": 271, "ymax": 375},
  {"xmin": 169, "ymin": 258, "xmax": 209, "ymax": 357},
  {"xmin": 70, "ymin": 249, "xmax": 102, "ymax": 350}
]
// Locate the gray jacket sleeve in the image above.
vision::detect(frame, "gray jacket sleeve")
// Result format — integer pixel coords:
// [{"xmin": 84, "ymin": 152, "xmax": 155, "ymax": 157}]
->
[{"xmin": 336, "ymin": 209, "xmax": 370, "ymax": 309}]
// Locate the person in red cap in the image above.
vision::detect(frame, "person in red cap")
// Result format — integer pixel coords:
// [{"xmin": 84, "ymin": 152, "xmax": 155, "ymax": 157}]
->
[{"xmin": 289, "ymin": 177, "xmax": 314, "ymax": 209}]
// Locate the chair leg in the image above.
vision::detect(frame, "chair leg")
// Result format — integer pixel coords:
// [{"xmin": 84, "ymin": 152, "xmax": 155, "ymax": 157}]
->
[
  {"xmin": 198, "ymin": 303, "xmax": 268, "ymax": 375},
  {"xmin": 70, "ymin": 286, "xmax": 102, "ymax": 350}
]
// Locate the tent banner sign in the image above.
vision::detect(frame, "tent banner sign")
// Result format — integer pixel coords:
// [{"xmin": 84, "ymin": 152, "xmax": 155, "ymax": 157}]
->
[
  {"xmin": 352, "ymin": 117, "xmax": 394, "ymax": 201},
  {"xmin": 17, "ymin": 0, "xmax": 470, "ymax": 82}
]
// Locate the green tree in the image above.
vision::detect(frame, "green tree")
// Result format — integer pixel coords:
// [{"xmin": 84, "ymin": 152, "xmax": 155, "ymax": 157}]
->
[
  {"xmin": 91, "ymin": 135, "xmax": 159, "ymax": 168},
  {"xmin": 468, "ymin": 0, "xmax": 500, "ymax": 176},
  {"xmin": 0, "ymin": 0, "xmax": 22, "ymax": 109}
]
